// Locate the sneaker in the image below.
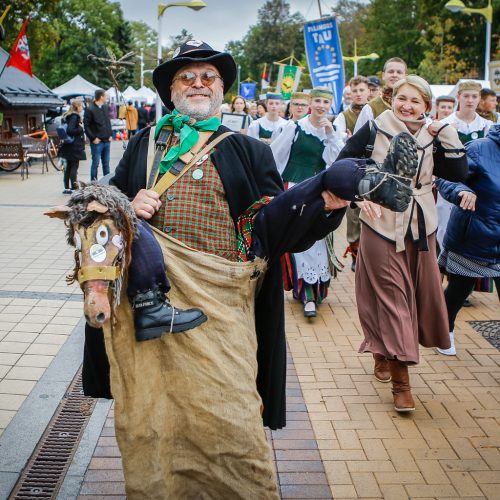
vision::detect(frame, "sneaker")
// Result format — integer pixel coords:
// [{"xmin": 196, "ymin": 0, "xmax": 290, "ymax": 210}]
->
[
  {"xmin": 133, "ymin": 289, "xmax": 207, "ymax": 342},
  {"xmin": 303, "ymin": 301, "xmax": 317, "ymax": 318},
  {"xmin": 358, "ymin": 132, "xmax": 419, "ymax": 212},
  {"xmin": 62, "ymin": 189, "xmax": 72, "ymax": 194},
  {"xmin": 436, "ymin": 331, "xmax": 456, "ymax": 356}
]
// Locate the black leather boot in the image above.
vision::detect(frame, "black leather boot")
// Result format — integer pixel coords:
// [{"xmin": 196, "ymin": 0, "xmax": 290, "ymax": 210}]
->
[
  {"xmin": 358, "ymin": 132, "xmax": 419, "ymax": 212},
  {"xmin": 132, "ymin": 289, "xmax": 207, "ymax": 342}
]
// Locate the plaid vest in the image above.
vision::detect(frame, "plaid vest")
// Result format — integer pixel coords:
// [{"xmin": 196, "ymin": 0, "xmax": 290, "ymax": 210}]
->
[{"xmin": 151, "ymin": 153, "xmax": 238, "ymax": 261}]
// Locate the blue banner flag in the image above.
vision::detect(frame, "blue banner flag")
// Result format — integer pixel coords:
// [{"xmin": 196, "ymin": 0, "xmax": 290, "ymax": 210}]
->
[
  {"xmin": 239, "ymin": 82, "xmax": 256, "ymax": 100},
  {"xmin": 304, "ymin": 17, "xmax": 345, "ymax": 114}
]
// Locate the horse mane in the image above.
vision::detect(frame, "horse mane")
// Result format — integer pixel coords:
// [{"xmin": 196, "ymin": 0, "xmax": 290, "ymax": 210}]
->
[
  {"xmin": 65, "ymin": 182, "xmax": 140, "ymax": 307},
  {"xmin": 66, "ymin": 182, "xmax": 139, "ymax": 235}
]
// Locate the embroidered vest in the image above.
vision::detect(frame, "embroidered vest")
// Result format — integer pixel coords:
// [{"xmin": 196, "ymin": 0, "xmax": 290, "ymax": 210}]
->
[
  {"xmin": 281, "ymin": 126, "xmax": 325, "ymax": 184},
  {"xmin": 458, "ymin": 129, "xmax": 485, "ymax": 145},
  {"xmin": 151, "ymin": 154, "xmax": 238, "ymax": 261},
  {"xmin": 368, "ymin": 96, "xmax": 391, "ymax": 119},
  {"xmin": 258, "ymin": 124, "xmax": 273, "ymax": 139},
  {"xmin": 477, "ymin": 110, "xmax": 498, "ymax": 123},
  {"xmin": 342, "ymin": 108, "xmax": 358, "ymax": 134}
]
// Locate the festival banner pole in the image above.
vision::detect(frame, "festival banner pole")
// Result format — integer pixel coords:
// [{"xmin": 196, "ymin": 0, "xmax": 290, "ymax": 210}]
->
[{"xmin": 303, "ymin": 16, "xmax": 345, "ymax": 113}]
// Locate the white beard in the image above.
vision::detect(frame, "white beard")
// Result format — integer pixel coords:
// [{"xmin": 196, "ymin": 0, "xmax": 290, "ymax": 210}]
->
[{"xmin": 172, "ymin": 86, "xmax": 223, "ymax": 121}]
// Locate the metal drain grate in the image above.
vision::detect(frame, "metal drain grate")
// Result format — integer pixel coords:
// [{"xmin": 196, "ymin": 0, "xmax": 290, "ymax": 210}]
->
[
  {"xmin": 469, "ymin": 320, "xmax": 500, "ymax": 350},
  {"xmin": 9, "ymin": 368, "xmax": 96, "ymax": 499}
]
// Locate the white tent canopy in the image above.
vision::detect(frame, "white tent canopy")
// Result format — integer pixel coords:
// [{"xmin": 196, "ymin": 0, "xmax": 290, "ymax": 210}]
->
[
  {"xmin": 137, "ymin": 85, "xmax": 156, "ymax": 104},
  {"xmin": 122, "ymin": 86, "xmax": 142, "ymax": 102},
  {"xmin": 430, "ymin": 85, "xmax": 455, "ymax": 100},
  {"xmin": 106, "ymin": 86, "xmax": 125, "ymax": 104},
  {"xmin": 52, "ymin": 74, "xmax": 100, "ymax": 98}
]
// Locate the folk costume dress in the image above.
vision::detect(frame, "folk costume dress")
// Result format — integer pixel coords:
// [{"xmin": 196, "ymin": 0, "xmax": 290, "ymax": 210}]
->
[
  {"xmin": 271, "ymin": 115, "xmax": 344, "ymax": 305},
  {"xmin": 247, "ymin": 115, "xmax": 287, "ymax": 144},
  {"xmin": 337, "ymin": 110, "xmax": 468, "ymax": 364}
]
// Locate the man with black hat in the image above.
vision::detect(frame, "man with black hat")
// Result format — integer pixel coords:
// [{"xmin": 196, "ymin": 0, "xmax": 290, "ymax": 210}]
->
[{"xmin": 82, "ymin": 40, "xmax": 419, "ymax": 498}]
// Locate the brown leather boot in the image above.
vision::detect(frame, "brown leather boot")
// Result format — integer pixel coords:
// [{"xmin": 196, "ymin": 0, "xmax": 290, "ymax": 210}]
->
[
  {"xmin": 373, "ymin": 353, "xmax": 391, "ymax": 382},
  {"xmin": 388, "ymin": 360, "xmax": 415, "ymax": 412}
]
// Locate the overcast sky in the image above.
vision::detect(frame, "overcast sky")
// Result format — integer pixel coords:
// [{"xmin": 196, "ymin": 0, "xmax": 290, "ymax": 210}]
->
[{"xmin": 118, "ymin": 0, "xmax": 334, "ymax": 52}]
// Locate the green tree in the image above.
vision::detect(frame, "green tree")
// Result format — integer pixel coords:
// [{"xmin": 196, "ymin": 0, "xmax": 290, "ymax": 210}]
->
[
  {"xmin": 129, "ymin": 20, "xmax": 157, "ymax": 88},
  {"xmin": 1, "ymin": 0, "xmax": 134, "ymax": 89},
  {"xmin": 360, "ymin": 0, "xmax": 423, "ymax": 74},
  {"xmin": 225, "ymin": 0, "xmax": 305, "ymax": 94},
  {"xmin": 331, "ymin": 0, "xmax": 369, "ymax": 80}
]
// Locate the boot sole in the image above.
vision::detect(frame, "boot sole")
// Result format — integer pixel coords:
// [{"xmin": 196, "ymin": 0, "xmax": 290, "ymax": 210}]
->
[
  {"xmin": 390, "ymin": 132, "xmax": 419, "ymax": 180},
  {"xmin": 136, "ymin": 314, "xmax": 208, "ymax": 341},
  {"xmin": 375, "ymin": 375, "xmax": 392, "ymax": 383},
  {"xmin": 394, "ymin": 406, "xmax": 415, "ymax": 412}
]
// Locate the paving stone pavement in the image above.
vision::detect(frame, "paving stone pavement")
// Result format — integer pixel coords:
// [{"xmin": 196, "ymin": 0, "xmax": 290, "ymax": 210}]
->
[{"xmin": 1, "ymin": 142, "xmax": 499, "ymax": 499}]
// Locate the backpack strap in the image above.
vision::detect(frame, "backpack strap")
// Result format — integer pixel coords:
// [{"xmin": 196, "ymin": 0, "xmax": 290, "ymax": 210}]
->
[
  {"xmin": 146, "ymin": 126, "xmax": 172, "ymax": 189},
  {"xmin": 152, "ymin": 131, "xmax": 233, "ymax": 198}
]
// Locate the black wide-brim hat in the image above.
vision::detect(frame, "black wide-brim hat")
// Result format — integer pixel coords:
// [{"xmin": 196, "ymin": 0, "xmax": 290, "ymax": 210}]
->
[{"xmin": 153, "ymin": 40, "xmax": 237, "ymax": 109}]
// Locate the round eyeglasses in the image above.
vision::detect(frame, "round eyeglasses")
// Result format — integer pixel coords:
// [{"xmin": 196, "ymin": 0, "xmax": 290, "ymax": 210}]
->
[{"xmin": 172, "ymin": 70, "xmax": 222, "ymax": 86}]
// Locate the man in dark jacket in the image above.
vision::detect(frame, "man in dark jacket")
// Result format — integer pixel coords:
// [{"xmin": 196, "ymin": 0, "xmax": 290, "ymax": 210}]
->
[
  {"xmin": 84, "ymin": 89, "xmax": 112, "ymax": 180},
  {"xmin": 137, "ymin": 103, "xmax": 149, "ymax": 130}
]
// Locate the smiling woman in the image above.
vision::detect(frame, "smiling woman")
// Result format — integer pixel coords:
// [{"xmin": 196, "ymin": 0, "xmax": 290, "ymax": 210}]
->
[{"xmin": 336, "ymin": 74, "xmax": 469, "ymax": 415}]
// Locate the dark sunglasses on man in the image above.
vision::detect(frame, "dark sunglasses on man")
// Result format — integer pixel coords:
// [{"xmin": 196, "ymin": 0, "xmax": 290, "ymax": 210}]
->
[{"xmin": 173, "ymin": 70, "xmax": 222, "ymax": 86}]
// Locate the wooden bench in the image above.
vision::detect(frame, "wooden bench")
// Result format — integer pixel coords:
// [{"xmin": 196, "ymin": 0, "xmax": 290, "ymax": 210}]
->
[{"xmin": 0, "ymin": 140, "xmax": 29, "ymax": 180}]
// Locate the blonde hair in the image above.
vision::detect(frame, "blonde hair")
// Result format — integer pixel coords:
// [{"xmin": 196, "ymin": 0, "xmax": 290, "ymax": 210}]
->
[
  {"xmin": 63, "ymin": 98, "xmax": 83, "ymax": 119},
  {"xmin": 393, "ymin": 75, "xmax": 432, "ymax": 111}
]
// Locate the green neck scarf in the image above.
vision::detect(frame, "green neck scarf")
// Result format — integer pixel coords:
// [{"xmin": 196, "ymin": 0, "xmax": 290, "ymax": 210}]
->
[{"xmin": 155, "ymin": 109, "xmax": 221, "ymax": 174}]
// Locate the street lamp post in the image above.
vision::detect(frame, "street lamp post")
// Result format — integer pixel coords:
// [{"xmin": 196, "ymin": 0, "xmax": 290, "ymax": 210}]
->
[
  {"xmin": 445, "ymin": 0, "xmax": 493, "ymax": 81},
  {"xmin": 342, "ymin": 39, "xmax": 379, "ymax": 77},
  {"xmin": 156, "ymin": 0, "xmax": 207, "ymax": 123},
  {"xmin": 136, "ymin": 48, "xmax": 145, "ymax": 88}
]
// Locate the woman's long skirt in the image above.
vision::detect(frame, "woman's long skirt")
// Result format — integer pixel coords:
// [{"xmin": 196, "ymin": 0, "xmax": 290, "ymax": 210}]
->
[{"xmin": 355, "ymin": 227, "xmax": 450, "ymax": 364}]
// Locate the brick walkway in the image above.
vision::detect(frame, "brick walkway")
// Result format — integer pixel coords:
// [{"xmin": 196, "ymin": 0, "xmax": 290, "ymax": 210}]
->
[
  {"xmin": 78, "ymin": 228, "xmax": 500, "ymax": 499},
  {"xmin": 0, "ymin": 145, "xmax": 499, "ymax": 499}
]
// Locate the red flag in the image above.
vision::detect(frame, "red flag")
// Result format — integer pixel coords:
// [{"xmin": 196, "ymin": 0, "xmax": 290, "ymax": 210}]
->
[
  {"xmin": 261, "ymin": 63, "xmax": 269, "ymax": 90},
  {"xmin": 6, "ymin": 16, "xmax": 32, "ymax": 76}
]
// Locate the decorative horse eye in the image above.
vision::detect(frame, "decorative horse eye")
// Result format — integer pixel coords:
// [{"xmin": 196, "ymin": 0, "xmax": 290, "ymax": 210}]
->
[
  {"xmin": 96, "ymin": 225, "xmax": 109, "ymax": 245},
  {"xmin": 74, "ymin": 231, "xmax": 82, "ymax": 250}
]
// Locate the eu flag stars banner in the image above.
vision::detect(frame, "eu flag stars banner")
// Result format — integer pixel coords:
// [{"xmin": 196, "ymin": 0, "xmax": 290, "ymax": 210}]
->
[{"xmin": 304, "ymin": 17, "xmax": 345, "ymax": 114}]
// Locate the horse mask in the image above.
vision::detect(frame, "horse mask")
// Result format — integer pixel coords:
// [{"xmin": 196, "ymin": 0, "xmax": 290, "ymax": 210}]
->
[{"xmin": 45, "ymin": 183, "xmax": 138, "ymax": 328}]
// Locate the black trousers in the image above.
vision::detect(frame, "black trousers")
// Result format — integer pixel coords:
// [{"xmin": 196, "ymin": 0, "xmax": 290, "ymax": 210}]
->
[
  {"xmin": 63, "ymin": 159, "xmax": 79, "ymax": 189},
  {"xmin": 444, "ymin": 273, "xmax": 500, "ymax": 331}
]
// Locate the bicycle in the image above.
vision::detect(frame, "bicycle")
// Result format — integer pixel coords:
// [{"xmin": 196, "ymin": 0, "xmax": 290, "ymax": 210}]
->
[{"xmin": 26, "ymin": 125, "xmax": 63, "ymax": 171}]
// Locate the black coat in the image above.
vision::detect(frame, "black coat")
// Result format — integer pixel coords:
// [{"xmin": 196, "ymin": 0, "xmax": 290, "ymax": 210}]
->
[
  {"xmin": 58, "ymin": 113, "xmax": 86, "ymax": 162},
  {"xmin": 83, "ymin": 102, "xmax": 112, "ymax": 142},
  {"xmin": 138, "ymin": 106, "xmax": 149, "ymax": 128},
  {"xmin": 82, "ymin": 125, "xmax": 346, "ymax": 430}
]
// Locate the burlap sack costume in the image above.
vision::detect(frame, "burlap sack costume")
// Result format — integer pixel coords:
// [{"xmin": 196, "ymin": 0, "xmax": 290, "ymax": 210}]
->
[{"xmin": 102, "ymin": 228, "xmax": 279, "ymax": 499}]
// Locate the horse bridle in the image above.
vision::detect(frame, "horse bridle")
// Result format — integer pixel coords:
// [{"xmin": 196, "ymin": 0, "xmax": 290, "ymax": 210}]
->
[{"xmin": 77, "ymin": 266, "xmax": 120, "ymax": 284}]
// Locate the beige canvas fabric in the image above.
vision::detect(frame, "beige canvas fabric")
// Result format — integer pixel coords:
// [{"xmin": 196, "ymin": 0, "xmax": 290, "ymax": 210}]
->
[
  {"xmin": 360, "ymin": 110, "xmax": 464, "ymax": 252},
  {"xmin": 102, "ymin": 229, "xmax": 278, "ymax": 499}
]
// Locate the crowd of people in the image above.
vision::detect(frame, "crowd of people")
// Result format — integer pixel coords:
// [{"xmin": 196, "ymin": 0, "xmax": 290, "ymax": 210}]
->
[
  {"xmin": 61, "ymin": 48, "xmax": 500, "ymax": 416},
  {"xmin": 55, "ymin": 37, "xmax": 500, "ymax": 497}
]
